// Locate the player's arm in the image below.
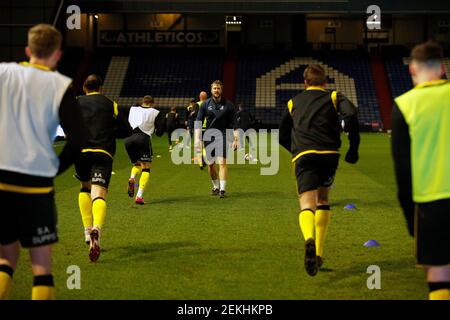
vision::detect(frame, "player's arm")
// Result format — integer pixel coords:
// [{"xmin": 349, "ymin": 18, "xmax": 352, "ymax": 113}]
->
[
  {"xmin": 337, "ymin": 92, "xmax": 360, "ymax": 163},
  {"xmin": 229, "ymin": 103, "xmax": 239, "ymax": 150},
  {"xmin": 57, "ymin": 88, "xmax": 88, "ymax": 175},
  {"xmin": 114, "ymin": 102, "xmax": 133, "ymax": 139},
  {"xmin": 194, "ymin": 102, "xmax": 206, "ymax": 151},
  {"xmin": 391, "ymin": 102, "xmax": 414, "ymax": 236},
  {"xmin": 279, "ymin": 102, "xmax": 293, "ymax": 152},
  {"xmin": 154, "ymin": 111, "xmax": 165, "ymax": 136}
]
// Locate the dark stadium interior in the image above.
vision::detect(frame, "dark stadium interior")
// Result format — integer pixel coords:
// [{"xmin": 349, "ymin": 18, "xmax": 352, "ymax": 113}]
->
[
  {"xmin": 2, "ymin": 0, "xmax": 450, "ymax": 304},
  {"xmin": 1, "ymin": 0, "xmax": 449, "ymax": 130}
]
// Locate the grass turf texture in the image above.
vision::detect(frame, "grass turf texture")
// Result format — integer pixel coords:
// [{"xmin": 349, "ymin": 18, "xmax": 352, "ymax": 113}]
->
[{"xmin": 8, "ymin": 133, "xmax": 426, "ymax": 299}]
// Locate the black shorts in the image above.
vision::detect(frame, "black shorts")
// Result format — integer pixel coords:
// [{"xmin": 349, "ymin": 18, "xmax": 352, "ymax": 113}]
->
[
  {"xmin": 74, "ymin": 152, "xmax": 113, "ymax": 188},
  {"xmin": 416, "ymin": 199, "xmax": 450, "ymax": 266},
  {"xmin": 0, "ymin": 190, "xmax": 58, "ymax": 248},
  {"xmin": 295, "ymin": 153, "xmax": 340, "ymax": 194},
  {"xmin": 125, "ymin": 132, "xmax": 153, "ymax": 163},
  {"xmin": 203, "ymin": 133, "xmax": 228, "ymax": 163}
]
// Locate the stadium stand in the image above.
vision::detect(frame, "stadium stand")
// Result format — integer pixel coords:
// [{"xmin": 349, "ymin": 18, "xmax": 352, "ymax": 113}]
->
[
  {"xmin": 385, "ymin": 57, "xmax": 450, "ymax": 100},
  {"xmin": 236, "ymin": 52, "xmax": 382, "ymax": 127},
  {"xmin": 384, "ymin": 57, "xmax": 414, "ymax": 99},
  {"xmin": 119, "ymin": 51, "xmax": 223, "ymax": 111},
  {"xmin": 75, "ymin": 49, "xmax": 447, "ymax": 129},
  {"xmin": 80, "ymin": 50, "xmax": 224, "ymax": 118}
]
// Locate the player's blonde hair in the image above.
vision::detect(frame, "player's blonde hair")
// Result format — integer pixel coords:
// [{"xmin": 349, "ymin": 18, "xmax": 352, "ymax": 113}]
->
[
  {"xmin": 211, "ymin": 80, "xmax": 223, "ymax": 88},
  {"xmin": 143, "ymin": 95, "xmax": 154, "ymax": 105},
  {"xmin": 303, "ymin": 64, "xmax": 326, "ymax": 86},
  {"xmin": 27, "ymin": 24, "xmax": 62, "ymax": 59}
]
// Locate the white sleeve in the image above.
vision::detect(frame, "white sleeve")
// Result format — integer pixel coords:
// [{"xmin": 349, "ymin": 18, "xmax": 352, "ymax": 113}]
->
[{"xmin": 128, "ymin": 107, "xmax": 142, "ymax": 129}]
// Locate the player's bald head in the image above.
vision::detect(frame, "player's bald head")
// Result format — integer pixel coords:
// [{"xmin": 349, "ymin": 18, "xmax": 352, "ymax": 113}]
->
[
  {"xmin": 83, "ymin": 74, "xmax": 103, "ymax": 93},
  {"xmin": 199, "ymin": 91, "xmax": 208, "ymax": 101}
]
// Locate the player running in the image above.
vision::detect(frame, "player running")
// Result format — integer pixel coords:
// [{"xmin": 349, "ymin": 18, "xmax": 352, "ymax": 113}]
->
[
  {"xmin": 125, "ymin": 95, "xmax": 163, "ymax": 205},
  {"xmin": 279, "ymin": 64, "xmax": 360, "ymax": 276},
  {"xmin": 75, "ymin": 74, "xmax": 132, "ymax": 262}
]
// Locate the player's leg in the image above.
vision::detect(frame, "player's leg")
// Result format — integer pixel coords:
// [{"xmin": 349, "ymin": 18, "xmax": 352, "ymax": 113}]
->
[
  {"xmin": 75, "ymin": 155, "xmax": 94, "ymax": 244},
  {"xmin": 299, "ymin": 190, "xmax": 318, "ymax": 276},
  {"xmin": 91, "ymin": 185, "xmax": 108, "ymax": 232},
  {"xmin": 427, "ymin": 265, "xmax": 450, "ymax": 300},
  {"xmin": 217, "ymin": 134, "xmax": 228, "ymax": 197},
  {"xmin": 248, "ymin": 131, "xmax": 258, "ymax": 161},
  {"xmin": 208, "ymin": 162, "xmax": 219, "ymax": 195},
  {"xmin": 296, "ymin": 155, "xmax": 321, "ymax": 276},
  {"xmin": 0, "ymin": 242, "xmax": 20, "ymax": 299},
  {"xmin": 135, "ymin": 161, "xmax": 150, "ymax": 205},
  {"xmin": 0, "ymin": 190, "xmax": 20, "ymax": 299},
  {"xmin": 125, "ymin": 134, "xmax": 141, "ymax": 197},
  {"xmin": 217, "ymin": 157, "xmax": 227, "ymax": 198},
  {"xmin": 134, "ymin": 133, "xmax": 153, "ymax": 204},
  {"xmin": 78, "ymin": 181, "xmax": 93, "ymax": 245},
  {"xmin": 128, "ymin": 162, "xmax": 141, "ymax": 198},
  {"xmin": 204, "ymin": 140, "xmax": 219, "ymax": 194},
  {"xmin": 88, "ymin": 154, "xmax": 112, "ymax": 262},
  {"xmin": 29, "ymin": 244, "xmax": 54, "ymax": 300},
  {"xmin": 89, "ymin": 184, "xmax": 107, "ymax": 262},
  {"xmin": 417, "ymin": 200, "xmax": 450, "ymax": 299},
  {"xmin": 168, "ymin": 127, "xmax": 173, "ymax": 150},
  {"xmin": 316, "ymin": 187, "xmax": 331, "ymax": 268},
  {"xmin": 315, "ymin": 154, "xmax": 339, "ymax": 267},
  {"xmin": 296, "ymin": 157, "xmax": 319, "ymax": 243},
  {"xmin": 24, "ymin": 192, "xmax": 58, "ymax": 299},
  {"xmin": 299, "ymin": 190, "xmax": 317, "ymax": 241}
]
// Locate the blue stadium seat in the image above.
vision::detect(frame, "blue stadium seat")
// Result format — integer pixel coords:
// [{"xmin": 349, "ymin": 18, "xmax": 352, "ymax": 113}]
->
[{"xmin": 236, "ymin": 53, "xmax": 382, "ymax": 126}]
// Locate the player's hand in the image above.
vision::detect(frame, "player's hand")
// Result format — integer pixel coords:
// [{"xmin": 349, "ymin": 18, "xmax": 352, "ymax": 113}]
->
[
  {"xmin": 194, "ymin": 140, "xmax": 202, "ymax": 153},
  {"xmin": 345, "ymin": 149, "xmax": 359, "ymax": 164},
  {"xmin": 232, "ymin": 140, "xmax": 239, "ymax": 151}
]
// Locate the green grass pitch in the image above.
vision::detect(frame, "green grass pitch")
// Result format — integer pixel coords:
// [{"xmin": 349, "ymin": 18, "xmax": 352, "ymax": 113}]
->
[{"xmin": 9, "ymin": 133, "xmax": 426, "ymax": 299}]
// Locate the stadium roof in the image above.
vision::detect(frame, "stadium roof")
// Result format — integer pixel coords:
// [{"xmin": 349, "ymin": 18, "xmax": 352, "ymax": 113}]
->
[{"xmin": 72, "ymin": 0, "xmax": 450, "ymax": 14}]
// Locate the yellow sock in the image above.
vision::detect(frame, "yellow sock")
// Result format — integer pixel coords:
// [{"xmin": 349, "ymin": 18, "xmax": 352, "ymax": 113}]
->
[
  {"xmin": 31, "ymin": 275, "xmax": 54, "ymax": 300},
  {"xmin": 315, "ymin": 205, "xmax": 331, "ymax": 257},
  {"xmin": 78, "ymin": 189, "xmax": 93, "ymax": 228},
  {"xmin": 137, "ymin": 170, "xmax": 150, "ymax": 197},
  {"xmin": 0, "ymin": 265, "xmax": 14, "ymax": 300},
  {"xmin": 299, "ymin": 209, "xmax": 315, "ymax": 241},
  {"xmin": 131, "ymin": 165, "xmax": 141, "ymax": 179},
  {"xmin": 429, "ymin": 289, "xmax": 450, "ymax": 300},
  {"xmin": 92, "ymin": 198, "xmax": 107, "ymax": 229}
]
